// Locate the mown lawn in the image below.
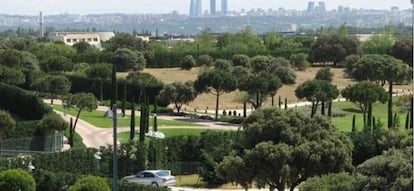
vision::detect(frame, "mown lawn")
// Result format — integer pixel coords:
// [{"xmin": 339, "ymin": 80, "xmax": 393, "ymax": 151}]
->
[
  {"xmin": 294, "ymin": 99, "xmax": 410, "ymax": 132},
  {"xmin": 52, "ymin": 104, "xmax": 203, "ymax": 128}
]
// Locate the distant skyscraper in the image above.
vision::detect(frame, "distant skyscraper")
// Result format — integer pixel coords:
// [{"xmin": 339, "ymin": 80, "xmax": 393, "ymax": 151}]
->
[
  {"xmin": 190, "ymin": 0, "xmax": 196, "ymax": 16},
  {"xmin": 210, "ymin": 0, "xmax": 216, "ymax": 15},
  {"xmin": 318, "ymin": 1, "xmax": 326, "ymax": 13},
  {"xmin": 307, "ymin": 1, "xmax": 315, "ymax": 13},
  {"xmin": 221, "ymin": 0, "xmax": 228, "ymax": 16},
  {"xmin": 196, "ymin": 0, "xmax": 202, "ymax": 16}
]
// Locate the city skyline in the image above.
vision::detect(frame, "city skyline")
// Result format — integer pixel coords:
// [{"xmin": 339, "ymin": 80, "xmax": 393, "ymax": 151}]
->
[{"xmin": 0, "ymin": 0, "xmax": 411, "ymax": 15}]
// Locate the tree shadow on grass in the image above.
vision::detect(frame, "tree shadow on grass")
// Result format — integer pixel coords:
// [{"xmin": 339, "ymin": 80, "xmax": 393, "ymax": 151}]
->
[{"xmin": 342, "ymin": 108, "xmax": 363, "ymax": 113}]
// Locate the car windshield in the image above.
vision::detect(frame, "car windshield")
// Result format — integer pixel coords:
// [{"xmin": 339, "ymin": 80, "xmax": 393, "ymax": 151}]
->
[{"xmin": 155, "ymin": 171, "xmax": 169, "ymax": 177}]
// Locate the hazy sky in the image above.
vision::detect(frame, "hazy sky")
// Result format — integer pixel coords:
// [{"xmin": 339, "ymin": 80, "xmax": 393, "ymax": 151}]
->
[{"xmin": 0, "ymin": 0, "xmax": 412, "ymax": 15}]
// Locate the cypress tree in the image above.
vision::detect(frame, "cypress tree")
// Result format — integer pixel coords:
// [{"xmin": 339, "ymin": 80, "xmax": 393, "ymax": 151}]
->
[
  {"xmin": 284, "ymin": 97, "xmax": 288, "ymax": 110},
  {"xmin": 352, "ymin": 115, "xmax": 356, "ymax": 133},
  {"xmin": 130, "ymin": 98, "xmax": 135, "ymax": 141}
]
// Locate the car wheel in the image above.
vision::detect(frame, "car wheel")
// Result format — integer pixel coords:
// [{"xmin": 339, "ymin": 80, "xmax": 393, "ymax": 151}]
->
[{"xmin": 151, "ymin": 182, "xmax": 158, "ymax": 187}]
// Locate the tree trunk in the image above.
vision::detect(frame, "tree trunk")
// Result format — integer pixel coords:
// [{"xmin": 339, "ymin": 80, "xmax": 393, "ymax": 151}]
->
[
  {"xmin": 215, "ymin": 91, "xmax": 220, "ymax": 121},
  {"xmin": 387, "ymin": 81, "xmax": 393, "ymax": 128},
  {"xmin": 139, "ymin": 102, "xmax": 145, "ymax": 142},
  {"xmin": 130, "ymin": 99, "xmax": 135, "ymax": 141},
  {"xmin": 284, "ymin": 97, "xmax": 288, "ymax": 110},
  {"xmin": 367, "ymin": 103, "xmax": 372, "ymax": 132},
  {"xmin": 311, "ymin": 102, "xmax": 315, "ymax": 118},
  {"xmin": 321, "ymin": 101, "xmax": 325, "ymax": 115},
  {"xmin": 256, "ymin": 92, "xmax": 260, "ymax": 109},
  {"xmin": 69, "ymin": 118, "xmax": 74, "ymax": 147},
  {"xmin": 278, "ymin": 96, "xmax": 282, "ymax": 108},
  {"xmin": 328, "ymin": 101, "xmax": 332, "ymax": 117},
  {"xmin": 100, "ymin": 82, "xmax": 104, "ymax": 102},
  {"xmin": 243, "ymin": 101, "xmax": 247, "ymax": 118},
  {"xmin": 271, "ymin": 95, "xmax": 274, "ymax": 106},
  {"xmin": 74, "ymin": 109, "xmax": 82, "ymax": 130}
]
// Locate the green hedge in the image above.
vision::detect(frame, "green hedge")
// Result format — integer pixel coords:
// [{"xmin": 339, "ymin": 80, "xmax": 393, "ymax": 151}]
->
[
  {"xmin": 66, "ymin": 74, "xmax": 163, "ymax": 104},
  {"xmin": 0, "ymin": 82, "xmax": 52, "ymax": 120},
  {"xmin": 147, "ymin": 48, "xmax": 310, "ymax": 68}
]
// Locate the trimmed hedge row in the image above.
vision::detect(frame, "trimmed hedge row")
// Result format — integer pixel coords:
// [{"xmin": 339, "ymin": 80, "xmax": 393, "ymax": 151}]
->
[
  {"xmin": 66, "ymin": 74, "xmax": 164, "ymax": 104},
  {"xmin": 147, "ymin": 48, "xmax": 310, "ymax": 68},
  {"xmin": 0, "ymin": 83, "xmax": 52, "ymax": 120}
]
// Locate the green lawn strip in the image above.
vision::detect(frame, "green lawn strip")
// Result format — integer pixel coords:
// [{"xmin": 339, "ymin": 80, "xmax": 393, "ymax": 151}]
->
[
  {"xmin": 291, "ymin": 100, "xmax": 408, "ymax": 132},
  {"xmin": 52, "ymin": 104, "xmax": 203, "ymax": 128},
  {"xmin": 331, "ymin": 101, "xmax": 409, "ymax": 132},
  {"xmin": 117, "ymin": 128, "xmax": 228, "ymax": 143}
]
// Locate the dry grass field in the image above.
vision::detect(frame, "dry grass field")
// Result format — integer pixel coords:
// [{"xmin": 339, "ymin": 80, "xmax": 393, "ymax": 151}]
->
[{"xmin": 119, "ymin": 67, "xmax": 412, "ymax": 111}]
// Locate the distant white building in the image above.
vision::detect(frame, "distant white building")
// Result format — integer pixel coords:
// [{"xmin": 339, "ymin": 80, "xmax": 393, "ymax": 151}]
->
[{"xmin": 47, "ymin": 32, "xmax": 115, "ymax": 49}]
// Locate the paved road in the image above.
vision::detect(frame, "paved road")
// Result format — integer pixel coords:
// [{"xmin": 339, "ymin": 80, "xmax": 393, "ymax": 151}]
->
[{"xmin": 48, "ymin": 100, "xmax": 241, "ymax": 148}]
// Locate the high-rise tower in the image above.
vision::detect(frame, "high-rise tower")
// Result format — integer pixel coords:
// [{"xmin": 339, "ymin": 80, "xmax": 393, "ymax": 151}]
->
[
  {"xmin": 221, "ymin": 0, "xmax": 228, "ymax": 16},
  {"xmin": 190, "ymin": 0, "xmax": 196, "ymax": 16},
  {"xmin": 196, "ymin": 0, "xmax": 202, "ymax": 16},
  {"xmin": 210, "ymin": 0, "xmax": 216, "ymax": 16},
  {"xmin": 307, "ymin": 1, "xmax": 315, "ymax": 13}
]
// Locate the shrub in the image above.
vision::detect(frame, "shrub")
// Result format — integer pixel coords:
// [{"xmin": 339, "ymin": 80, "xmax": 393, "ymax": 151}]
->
[
  {"xmin": 33, "ymin": 169, "xmax": 81, "ymax": 191},
  {"xmin": 0, "ymin": 82, "xmax": 52, "ymax": 120},
  {"xmin": 0, "ymin": 168, "xmax": 35, "ymax": 191},
  {"xmin": 68, "ymin": 175, "xmax": 110, "ymax": 191},
  {"xmin": 181, "ymin": 55, "xmax": 196, "ymax": 70},
  {"xmin": 218, "ymin": 115, "xmax": 244, "ymax": 124},
  {"xmin": 298, "ymin": 172, "xmax": 355, "ymax": 191},
  {"xmin": 118, "ymin": 181, "xmax": 168, "ymax": 191}
]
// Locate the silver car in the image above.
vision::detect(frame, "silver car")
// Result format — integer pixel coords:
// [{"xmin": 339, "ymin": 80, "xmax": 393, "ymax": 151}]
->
[{"xmin": 122, "ymin": 170, "xmax": 176, "ymax": 187}]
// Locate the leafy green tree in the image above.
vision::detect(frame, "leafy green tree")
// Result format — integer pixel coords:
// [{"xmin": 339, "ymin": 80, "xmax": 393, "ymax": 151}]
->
[
  {"xmin": 245, "ymin": 142, "xmax": 292, "ymax": 191},
  {"xmin": 273, "ymin": 66, "xmax": 296, "ymax": 85},
  {"xmin": 0, "ymin": 169, "xmax": 35, "ymax": 191},
  {"xmin": 214, "ymin": 59, "xmax": 232, "ymax": 71},
  {"xmin": 295, "ymin": 80, "xmax": 339, "ymax": 117},
  {"xmin": 196, "ymin": 54, "xmax": 213, "ymax": 67},
  {"xmin": 65, "ymin": 93, "xmax": 98, "ymax": 146},
  {"xmin": 391, "ymin": 38, "xmax": 413, "ymax": 66},
  {"xmin": 85, "ymin": 63, "xmax": 112, "ymax": 102},
  {"xmin": 361, "ymin": 29, "xmax": 395, "ymax": 55},
  {"xmin": 194, "ymin": 69, "xmax": 237, "ymax": 120},
  {"xmin": 104, "ymin": 32, "xmax": 149, "ymax": 52},
  {"xmin": 315, "ymin": 67, "xmax": 333, "ymax": 82},
  {"xmin": 180, "ymin": 55, "xmax": 196, "ymax": 70},
  {"xmin": 33, "ymin": 75, "xmax": 71, "ymax": 105},
  {"xmin": 215, "ymin": 154, "xmax": 254, "ymax": 190},
  {"xmin": 351, "ymin": 54, "xmax": 387, "ymax": 84},
  {"xmin": 344, "ymin": 54, "xmax": 360, "ymax": 76},
  {"xmin": 159, "ymin": 81, "xmax": 197, "ymax": 113},
  {"xmin": 39, "ymin": 113, "xmax": 68, "ymax": 151},
  {"xmin": 73, "ymin": 41, "xmax": 98, "ymax": 54},
  {"xmin": 298, "ymin": 172, "xmax": 355, "ymax": 191},
  {"xmin": 310, "ymin": 34, "xmax": 359, "ymax": 66},
  {"xmin": 40, "ymin": 55, "xmax": 74, "ymax": 74},
  {"xmin": 0, "ymin": 66, "xmax": 25, "ymax": 85},
  {"xmin": 0, "ymin": 110, "xmax": 16, "ymax": 152},
  {"xmin": 231, "ymin": 54, "xmax": 250, "ymax": 67},
  {"xmin": 0, "ymin": 49, "xmax": 39, "ymax": 69},
  {"xmin": 68, "ymin": 176, "xmax": 110, "ymax": 191},
  {"xmin": 341, "ymin": 82, "xmax": 388, "ymax": 129},
  {"xmin": 35, "ymin": 42, "xmax": 75, "ymax": 64},
  {"xmin": 242, "ymin": 72, "xmax": 282, "ymax": 109},
  {"xmin": 112, "ymin": 48, "xmax": 146, "ymax": 72},
  {"xmin": 250, "ymin": 55, "xmax": 271, "ymax": 73},
  {"xmin": 355, "ymin": 148, "xmax": 413, "ymax": 191},
  {"xmin": 229, "ymin": 109, "xmax": 353, "ymax": 191},
  {"xmin": 290, "ymin": 53, "xmax": 310, "ymax": 71}
]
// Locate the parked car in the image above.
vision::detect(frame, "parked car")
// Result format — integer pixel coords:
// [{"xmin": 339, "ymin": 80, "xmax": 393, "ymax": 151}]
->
[{"xmin": 122, "ymin": 170, "xmax": 176, "ymax": 187}]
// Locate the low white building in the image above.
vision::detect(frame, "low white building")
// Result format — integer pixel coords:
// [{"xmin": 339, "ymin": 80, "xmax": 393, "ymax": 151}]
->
[{"xmin": 47, "ymin": 32, "xmax": 115, "ymax": 49}]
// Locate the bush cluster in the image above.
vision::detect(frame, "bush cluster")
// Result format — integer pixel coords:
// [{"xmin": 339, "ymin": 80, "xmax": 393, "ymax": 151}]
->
[{"xmin": 0, "ymin": 82, "xmax": 52, "ymax": 120}]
